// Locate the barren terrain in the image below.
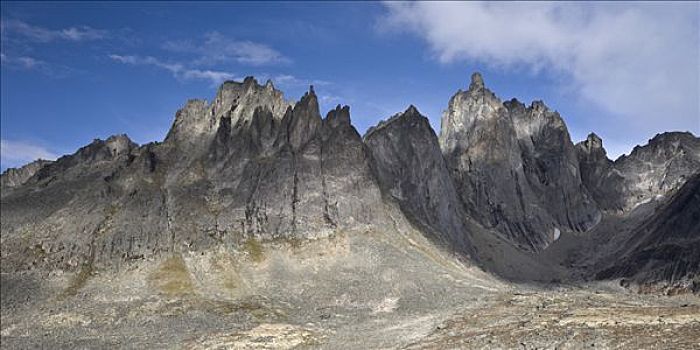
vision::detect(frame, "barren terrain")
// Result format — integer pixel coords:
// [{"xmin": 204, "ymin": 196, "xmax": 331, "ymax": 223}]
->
[{"xmin": 2, "ymin": 230, "xmax": 698, "ymax": 349}]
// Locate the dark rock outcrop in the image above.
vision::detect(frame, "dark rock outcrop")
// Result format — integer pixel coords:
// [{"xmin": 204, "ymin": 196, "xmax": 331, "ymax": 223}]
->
[
  {"xmin": 0, "ymin": 80, "xmax": 392, "ymax": 273},
  {"xmin": 439, "ymin": 73, "xmax": 600, "ymax": 252},
  {"xmin": 364, "ymin": 105, "xmax": 475, "ymax": 256},
  {"xmin": 575, "ymin": 133, "xmax": 626, "ymax": 211},
  {"xmin": 577, "ymin": 131, "xmax": 700, "ymax": 212},
  {"xmin": 595, "ymin": 173, "xmax": 700, "ymax": 290}
]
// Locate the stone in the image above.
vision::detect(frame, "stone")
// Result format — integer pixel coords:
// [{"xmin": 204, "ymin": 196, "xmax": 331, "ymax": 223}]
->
[{"xmin": 439, "ymin": 74, "xmax": 600, "ymax": 252}]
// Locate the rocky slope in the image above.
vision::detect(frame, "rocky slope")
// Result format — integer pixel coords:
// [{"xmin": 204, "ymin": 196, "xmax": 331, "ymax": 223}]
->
[
  {"xmin": 0, "ymin": 159, "xmax": 52, "ymax": 190},
  {"xmin": 595, "ymin": 172, "xmax": 700, "ymax": 290}
]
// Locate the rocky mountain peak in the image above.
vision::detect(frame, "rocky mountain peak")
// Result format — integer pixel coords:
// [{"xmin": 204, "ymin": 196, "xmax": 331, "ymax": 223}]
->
[
  {"xmin": 364, "ymin": 105, "xmax": 426, "ymax": 141},
  {"xmin": 0, "ymin": 159, "xmax": 53, "ymax": 190},
  {"xmin": 440, "ymin": 73, "xmax": 600, "ymax": 251},
  {"xmin": 77, "ymin": 134, "xmax": 137, "ymax": 161},
  {"xmin": 404, "ymin": 104, "xmax": 421, "ymax": 117},
  {"xmin": 164, "ymin": 77, "xmax": 292, "ymax": 150},
  {"xmin": 635, "ymin": 131, "xmax": 699, "ymax": 156},
  {"xmin": 283, "ymin": 85, "xmax": 322, "ymax": 150},
  {"xmin": 324, "ymin": 104, "xmax": 351, "ymax": 129},
  {"xmin": 576, "ymin": 130, "xmax": 700, "ymax": 212},
  {"xmin": 242, "ymin": 75, "xmax": 257, "ymax": 87},
  {"xmin": 577, "ymin": 133, "xmax": 606, "ymax": 157},
  {"xmin": 586, "ymin": 132, "xmax": 603, "ymax": 148},
  {"xmin": 106, "ymin": 133, "xmax": 137, "ymax": 150},
  {"xmin": 292, "ymin": 85, "xmax": 321, "ymax": 123},
  {"xmin": 364, "ymin": 105, "xmax": 475, "ymax": 255},
  {"xmin": 469, "ymin": 72, "xmax": 485, "ymax": 90}
]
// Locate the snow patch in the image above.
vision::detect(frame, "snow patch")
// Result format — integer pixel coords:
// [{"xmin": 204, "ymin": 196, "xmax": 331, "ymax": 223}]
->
[{"xmin": 552, "ymin": 228, "xmax": 561, "ymax": 241}]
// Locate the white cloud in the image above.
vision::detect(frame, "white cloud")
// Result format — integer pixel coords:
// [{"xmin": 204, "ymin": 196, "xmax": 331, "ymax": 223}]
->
[
  {"xmin": 1, "ymin": 53, "xmax": 75, "ymax": 78},
  {"xmin": 0, "ymin": 139, "xmax": 58, "ymax": 169},
  {"xmin": 109, "ymin": 54, "xmax": 235, "ymax": 85},
  {"xmin": 1, "ymin": 19, "xmax": 106, "ymax": 42},
  {"xmin": 0, "ymin": 53, "xmax": 45, "ymax": 69},
  {"xmin": 163, "ymin": 31, "xmax": 289, "ymax": 66},
  {"xmin": 380, "ymin": 2, "xmax": 700, "ymax": 141},
  {"xmin": 271, "ymin": 74, "xmax": 330, "ymax": 87}
]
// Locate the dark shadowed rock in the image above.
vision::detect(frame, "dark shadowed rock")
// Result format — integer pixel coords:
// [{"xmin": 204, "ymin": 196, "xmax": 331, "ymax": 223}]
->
[
  {"xmin": 577, "ymin": 131, "xmax": 700, "ymax": 212},
  {"xmin": 575, "ymin": 133, "xmax": 626, "ymax": 211},
  {"xmin": 440, "ymin": 73, "xmax": 600, "ymax": 252},
  {"xmin": 595, "ymin": 173, "xmax": 700, "ymax": 290},
  {"xmin": 364, "ymin": 105, "xmax": 475, "ymax": 256}
]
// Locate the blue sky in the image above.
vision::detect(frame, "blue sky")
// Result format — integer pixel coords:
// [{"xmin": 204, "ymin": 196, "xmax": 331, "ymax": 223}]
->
[{"xmin": 2, "ymin": 2, "xmax": 698, "ymax": 171}]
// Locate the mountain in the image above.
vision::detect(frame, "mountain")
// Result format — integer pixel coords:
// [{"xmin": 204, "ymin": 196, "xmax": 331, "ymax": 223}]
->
[
  {"xmin": 0, "ymin": 79, "xmax": 406, "ymax": 273},
  {"xmin": 439, "ymin": 73, "xmax": 600, "ymax": 252},
  {"xmin": 595, "ymin": 172, "xmax": 700, "ymax": 292},
  {"xmin": 1, "ymin": 73, "xmax": 698, "ymax": 289},
  {"xmin": 2, "ymin": 72, "xmax": 700, "ymax": 349},
  {"xmin": 577, "ymin": 131, "xmax": 700, "ymax": 212},
  {"xmin": 364, "ymin": 105, "xmax": 476, "ymax": 257}
]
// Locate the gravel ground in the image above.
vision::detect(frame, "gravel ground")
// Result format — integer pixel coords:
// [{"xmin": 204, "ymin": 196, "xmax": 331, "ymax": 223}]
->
[{"xmin": 2, "ymin": 230, "xmax": 698, "ymax": 349}]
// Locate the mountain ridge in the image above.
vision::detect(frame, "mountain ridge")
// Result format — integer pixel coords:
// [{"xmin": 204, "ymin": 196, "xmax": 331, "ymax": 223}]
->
[{"xmin": 2, "ymin": 72, "xmax": 699, "ymax": 292}]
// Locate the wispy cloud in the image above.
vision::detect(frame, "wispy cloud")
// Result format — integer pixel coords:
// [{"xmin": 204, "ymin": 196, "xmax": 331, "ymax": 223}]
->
[
  {"xmin": 0, "ymin": 52, "xmax": 74, "ymax": 78},
  {"xmin": 272, "ymin": 74, "xmax": 330, "ymax": 88},
  {"xmin": 380, "ymin": 2, "xmax": 700, "ymax": 139},
  {"xmin": 0, "ymin": 53, "xmax": 45, "ymax": 69},
  {"xmin": 320, "ymin": 94, "xmax": 342, "ymax": 104},
  {"xmin": 163, "ymin": 31, "xmax": 289, "ymax": 66},
  {"xmin": 0, "ymin": 139, "xmax": 58, "ymax": 169},
  {"xmin": 1, "ymin": 19, "xmax": 107, "ymax": 42},
  {"xmin": 109, "ymin": 54, "xmax": 235, "ymax": 85}
]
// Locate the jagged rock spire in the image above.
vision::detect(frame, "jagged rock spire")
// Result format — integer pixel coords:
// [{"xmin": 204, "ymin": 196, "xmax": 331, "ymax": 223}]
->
[
  {"xmin": 586, "ymin": 132, "xmax": 603, "ymax": 149},
  {"xmin": 469, "ymin": 72, "xmax": 485, "ymax": 90},
  {"xmin": 284, "ymin": 84, "xmax": 322, "ymax": 150},
  {"xmin": 404, "ymin": 104, "xmax": 420, "ymax": 116},
  {"xmin": 325, "ymin": 104, "xmax": 351, "ymax": 128}
]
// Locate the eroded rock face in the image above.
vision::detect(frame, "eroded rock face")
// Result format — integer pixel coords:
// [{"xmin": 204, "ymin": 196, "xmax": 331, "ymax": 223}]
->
[
  {"xmin": 596, "ymin": 173, "xmax": 700, "ymax": 289},
  {"xmin": 0, "ymin": 80, "xmax": 392, "ymax": 273},
  {"xmin": 1, "ymin": 73, "xmax": 697, "ymax": 293},
  {"xmin": 0, "ymin": 159, "xmax": 52, "ymax": 191},
  {"xmin": 364, "ymin": 105, "xmax": 474, "ymax": 256},
  {"xmin": 440, "ymin": 73, "xmax": 600, "ymax": 252},
  {"xmin": 200, "ymin": 86, "xmax": 388, "ymax": 240},
  {"xmin": 576, "ymin": 131, "xmax": 700, "ymax": 212},
  {"xmin": 164, "ymin": 77, "xmax": 291, "ymax": 153},
  {"xmin": 575, "ymin": 133, "xmax": 626, "ymax": 211}
]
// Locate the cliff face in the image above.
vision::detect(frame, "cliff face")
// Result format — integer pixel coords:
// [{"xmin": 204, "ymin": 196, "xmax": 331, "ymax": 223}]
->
[
  {"xmin": 0, "ymin": 79, "xmax": 397, "ymax": 272},
  {"xmin": 575, "ymin": 133, "xmax": 627, "ymax": 211},
  {"xmin": 197, "ymin": 86, "xmax": 389, "ymax": 240},
  {"xmin": 364, "ymin": 105, "xmax": 475, "ymax": 256},
  {"xmin": 439, "ymin": 73, "xmax": 600, "ymax": 252}
]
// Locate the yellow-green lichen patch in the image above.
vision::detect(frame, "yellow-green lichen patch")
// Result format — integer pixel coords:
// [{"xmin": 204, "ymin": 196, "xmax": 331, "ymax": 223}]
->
[
  {"xmin": 242, "ymin": 238, "xmax": 265, "ymax": 263},
  {"xmin": 149, "ymin": 255, "xmax": 195, "ymax": 297}
]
